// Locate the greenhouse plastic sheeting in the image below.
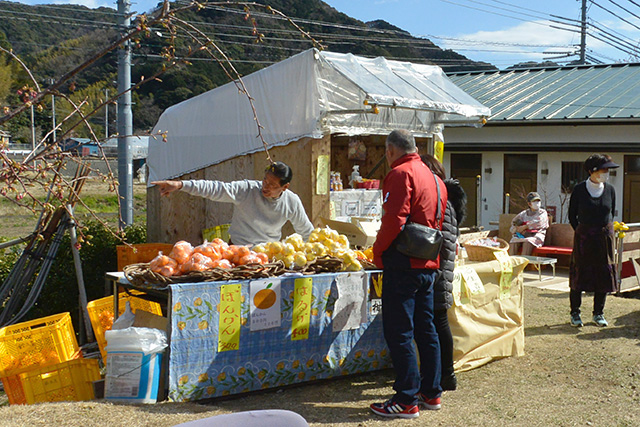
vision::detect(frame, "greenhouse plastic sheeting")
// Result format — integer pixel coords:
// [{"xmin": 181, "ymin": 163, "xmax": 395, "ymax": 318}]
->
[{"xmin": 148, "ymin": 49, "xmax": 490, "ymax": 183}]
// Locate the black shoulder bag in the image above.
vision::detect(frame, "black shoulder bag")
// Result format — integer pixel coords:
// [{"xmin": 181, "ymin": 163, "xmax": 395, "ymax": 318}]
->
[{"xmin": 394, "ymin": 172, "xmax": 444, "ymax": 260}]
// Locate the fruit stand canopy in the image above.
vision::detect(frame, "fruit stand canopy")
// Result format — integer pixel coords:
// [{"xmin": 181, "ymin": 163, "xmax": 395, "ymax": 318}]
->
[{"xmin": 148, "ymin": 48, "xmax": 490, "ymax": 183}]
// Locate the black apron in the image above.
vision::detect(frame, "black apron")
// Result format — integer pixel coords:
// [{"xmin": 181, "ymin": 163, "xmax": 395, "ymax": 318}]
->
[{"xmin": 569, "ymin": 223, "xmax": 618, "ymax": 293}]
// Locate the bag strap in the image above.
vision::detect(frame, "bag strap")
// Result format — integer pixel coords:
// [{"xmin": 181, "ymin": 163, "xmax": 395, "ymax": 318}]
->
[
  {"xmin": 405, "ymin": 171, "xmax": 443, "ymax": 228},
  {"xmin": 432, "ymin": 171, "xmax": 443, "ymax": 229}
]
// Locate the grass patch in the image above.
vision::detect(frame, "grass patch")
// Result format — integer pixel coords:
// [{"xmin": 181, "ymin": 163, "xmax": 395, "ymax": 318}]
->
[{"xmin": 75, "ymin": 194, "xmax": 120, "ymax": 213}]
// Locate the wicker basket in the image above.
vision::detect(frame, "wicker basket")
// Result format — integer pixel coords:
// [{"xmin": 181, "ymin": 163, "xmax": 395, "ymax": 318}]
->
[
  {"xmin": 123, "ymin": 261, "xmax": 287, "ymax": 288},
  {"xmin": 464, "ymin": 237, "xmax": 509, "ymax": 262}
]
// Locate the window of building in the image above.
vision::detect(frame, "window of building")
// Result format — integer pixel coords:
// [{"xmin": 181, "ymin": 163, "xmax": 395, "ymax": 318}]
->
[{"xmin": 561, "ymin": 162, "xmax": 587, "ymax": 193}]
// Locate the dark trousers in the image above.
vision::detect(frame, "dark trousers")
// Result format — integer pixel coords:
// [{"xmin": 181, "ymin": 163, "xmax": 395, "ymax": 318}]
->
[
  {"xmin": 570, "ymin": 289, "xmax": 607, "ymax": 316},
  {"xmin": 433, "ymin": 308, "xmax": 454, "ymax": 379},
  {"xmin": 382, "ymin": 268, "xmax": 441, "ymax": 405}
]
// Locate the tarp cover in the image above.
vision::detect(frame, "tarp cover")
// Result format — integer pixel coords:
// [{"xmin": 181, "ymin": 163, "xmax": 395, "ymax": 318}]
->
[{"xmin": 149, "ymin": 49, "xmax": 490, "ymax": 183}]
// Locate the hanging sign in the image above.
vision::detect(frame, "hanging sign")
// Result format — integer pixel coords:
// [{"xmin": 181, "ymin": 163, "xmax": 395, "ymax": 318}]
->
[
  {"xmin": 291, "ymin": 277, "xmax": 313, "ymax": 341},
  {"xmin": 218, "ymin": 284, "xmax": 241, "ymax": 352}
]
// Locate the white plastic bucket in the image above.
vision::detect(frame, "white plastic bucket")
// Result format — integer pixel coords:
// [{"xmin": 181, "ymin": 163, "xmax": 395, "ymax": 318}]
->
[{"xmin": 104, "ymin": 327, "xmax": 167, "ymax": 404}]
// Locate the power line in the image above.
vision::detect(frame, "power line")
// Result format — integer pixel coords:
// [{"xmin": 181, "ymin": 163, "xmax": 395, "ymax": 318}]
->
[
  {"xmin": 589, "ymin": 0, "xmax": 640, "ymax": 32},
  {"xmin": 588, "ymin": 20, "xmax": 640, "ymax": 52},
  {"xmin": 0, "ymin": 7, "xmax": 119, "ymax": 28},
  {"xmin": 589, "ymin": 17, "xmax": 639, "ymax": 45},
  {"xmin": 601, "ymin": 0, "xmax": 640, "ymax": 21},
  {"xmin": 3, "ymin": 2, "xmax": 125, "ymax": 17}
]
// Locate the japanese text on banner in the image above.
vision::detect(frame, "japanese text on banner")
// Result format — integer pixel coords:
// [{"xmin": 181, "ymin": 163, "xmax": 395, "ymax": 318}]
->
[
  {"xmin": 493, "ymin": 251, "xmax": 513, "ymax": 300},
  {"xmin": 460, "ymin": 267, "xmax": 485, "ymax": 295},
  {"xmin": 291, "ymin": 277, "xmax": 313, "ymax": 341},
  {"xmin": 218, "ymin": 284, "xmax": 241, "ymax": 352}
]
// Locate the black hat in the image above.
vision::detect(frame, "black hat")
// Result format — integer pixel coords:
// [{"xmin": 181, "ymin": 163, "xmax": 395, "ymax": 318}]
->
[
  {"xmin": 527, "ymin": 192, "xmax": 541, "ymax": 202},
  {"xmin": 584, "ymin": 154, "xmax": 619, "ymax": 173}
]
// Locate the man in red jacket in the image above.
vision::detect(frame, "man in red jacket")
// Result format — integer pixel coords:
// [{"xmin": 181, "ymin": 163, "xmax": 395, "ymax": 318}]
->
[{"xmin": 370, "ymin": 129, "xmax": 448, "ymax": 419}]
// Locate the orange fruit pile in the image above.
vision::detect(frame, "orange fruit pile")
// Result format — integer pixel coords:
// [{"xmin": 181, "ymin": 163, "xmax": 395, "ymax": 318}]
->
[{"xmin": 149, "ymin": 238, "xmax": 269, "ymax": 277}]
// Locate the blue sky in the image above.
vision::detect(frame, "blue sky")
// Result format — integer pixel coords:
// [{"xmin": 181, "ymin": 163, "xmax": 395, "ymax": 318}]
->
[{"xmin": 11, "ymin": 0, "xmax": 640, "ymax": 68}]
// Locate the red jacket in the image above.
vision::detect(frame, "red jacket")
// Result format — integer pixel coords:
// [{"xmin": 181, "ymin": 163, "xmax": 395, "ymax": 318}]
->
[{"xmin": 373, "ymin": 153, "xmax": 448, "ymax": 270}]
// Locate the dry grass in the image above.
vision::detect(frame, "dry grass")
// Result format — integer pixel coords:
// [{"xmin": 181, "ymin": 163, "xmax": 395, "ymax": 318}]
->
[
  {"xmin": 1, "ymin": 285, "xmax": 639, "ymax": 427},
  {"xmin": 0, "ymin": 179, "xmax": 148, "ymax": 241}
]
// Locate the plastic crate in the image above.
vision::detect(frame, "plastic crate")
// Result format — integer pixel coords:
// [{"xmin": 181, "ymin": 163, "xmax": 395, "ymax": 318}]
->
[
  {"xmin": 87, "ymin": 292, "xmax": 164, "ymax": 361},
  {"xmin": 0, "ymin": 312, "xmax": 79, "ymax": 377},
  {"xmin": 20, "ymin": 358, "xmax": 101, "ymax": 404},
  {"xmin": 116, "ymin": 243, "xmax": 174, "ymax": 271},
  {"xmin": 202, "ymin": 224, "xmax": 231, "ymax": 243},
  {"xmin": 1, "ymin": 351, "xmax": 82, "ymax": 405},
  {"xmin": 1, "ymin": 372, "xmax": 27, "ymax": 405}
]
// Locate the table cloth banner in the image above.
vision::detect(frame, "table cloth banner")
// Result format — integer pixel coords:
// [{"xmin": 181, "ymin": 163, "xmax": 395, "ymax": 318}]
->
[
  {"xmin": 168, "ymin": 271, "xmax": 391, "ymax": 402},
  {"xmin": 166, "ymin": 258, "xmax": 526, "ymax": 401}
]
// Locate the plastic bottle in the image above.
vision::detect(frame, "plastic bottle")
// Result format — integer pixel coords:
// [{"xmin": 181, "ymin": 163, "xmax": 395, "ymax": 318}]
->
[
  {"xmin": 350, "ymin": 165, "xmax": 362, "ymax": 189},
  {"xmin": 336, "ymin": 173, "xmax": 343, "ymax": 191}
]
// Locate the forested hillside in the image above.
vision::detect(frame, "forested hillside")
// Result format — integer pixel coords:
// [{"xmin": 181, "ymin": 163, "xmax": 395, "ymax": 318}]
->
[{"xmin": 0, "ymin": 0, "xmax": 495, "ymax": 142}]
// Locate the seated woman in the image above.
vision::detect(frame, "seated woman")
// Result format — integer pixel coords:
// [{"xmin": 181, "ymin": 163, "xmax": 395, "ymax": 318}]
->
[{"xmin": 509, "ymin": 192, "xmax": 549, "ymax": 255}]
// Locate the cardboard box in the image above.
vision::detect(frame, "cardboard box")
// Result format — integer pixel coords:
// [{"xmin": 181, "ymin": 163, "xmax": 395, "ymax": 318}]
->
[
  {"xmin": 133, "ymin": 310, "xmax": 168, "ymax": 332},
  {"xmin": 320, "ymin": 217, "xmax": 380, "ymax": 248}
]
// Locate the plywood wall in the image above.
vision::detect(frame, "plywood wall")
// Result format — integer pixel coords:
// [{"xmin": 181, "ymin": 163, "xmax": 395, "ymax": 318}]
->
[{"xmin": 147, "ymin": 132, "xmax": 433, "ymax": 244}]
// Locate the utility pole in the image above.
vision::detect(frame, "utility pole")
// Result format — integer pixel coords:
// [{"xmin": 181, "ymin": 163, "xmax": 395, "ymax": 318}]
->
[
  {"xmin": 51, "ymin": 93, "xmax": 56, "ymax": 143},
  {"xmin": 30, "ymin": 104, "xmax": 35, "ymax": 150},
  {"xmin": 105, "ymin": 89, "xmax": 109, "ymax": 140},
  {"xmin": 579, "ymin": 0, "xmax": 587, "ymax": 64},
  {"xmin": 117, "ymin": 0, "xmax": 134, "ymax": 228}
]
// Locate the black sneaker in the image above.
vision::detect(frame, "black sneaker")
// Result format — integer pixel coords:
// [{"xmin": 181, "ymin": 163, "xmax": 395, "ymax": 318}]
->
[
  {"xmin": 441, "ymin": 373, "xmax": 457, "ymax": 391},
  {"xmin": 370, "ymin": 399, "xmax": 419, "ymax": 418},
  {"xmin": 593, "ymin": 314, "xmax": 608, "ymax": 327},
  {"xmin": 570, "ymin": 313, "xmax": 583, "ymax": 327}
]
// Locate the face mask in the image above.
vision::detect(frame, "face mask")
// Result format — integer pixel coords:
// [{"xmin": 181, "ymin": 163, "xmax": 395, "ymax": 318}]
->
[
  {"xmin": 594, "ymin": 171, "xmax": 609, "ymax": 183},
  {"xmin": 530, "ymin": 201, "xmax": 541, "ymax": 210}
]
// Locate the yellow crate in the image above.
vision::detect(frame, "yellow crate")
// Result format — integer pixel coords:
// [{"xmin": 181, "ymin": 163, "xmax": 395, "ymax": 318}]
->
[
  {"xmin": 20, "ymin": 358, "xmax": 101, "ymax": 404},
  {"xmin": 1, "ymin": 351, "xmax": 82, "ymax": 405},
  {"xmin": 87, "ymin": 292, "xmax": 164, "ymax": 361},
  {"xmin": 1, "ymin": 372, "xmax": 27, "ymax": 405},
  {"xmin": 0, "ymin": 312, "xmax": 79, "ymax": 377},
  {"xmin": 202, "ymin": 224, "xmax": 231, "ymax": 243}
]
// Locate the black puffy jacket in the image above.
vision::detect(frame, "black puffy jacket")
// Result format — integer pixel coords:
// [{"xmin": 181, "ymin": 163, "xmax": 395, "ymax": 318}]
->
[{"xmin": 434, "ymin": 179, "xmax": 467, "ymax": 311}]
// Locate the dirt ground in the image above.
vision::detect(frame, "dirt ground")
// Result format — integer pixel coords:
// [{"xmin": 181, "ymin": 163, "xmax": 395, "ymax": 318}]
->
[{"xmin": 1, "ymin": 284, "xmax": 639, "ymax": 427}]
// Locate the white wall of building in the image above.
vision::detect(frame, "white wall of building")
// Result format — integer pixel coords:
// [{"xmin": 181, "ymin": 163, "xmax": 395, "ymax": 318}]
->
[{"xmin": 444, "ymin": 150, "xmax": 626, "ymax": 230}]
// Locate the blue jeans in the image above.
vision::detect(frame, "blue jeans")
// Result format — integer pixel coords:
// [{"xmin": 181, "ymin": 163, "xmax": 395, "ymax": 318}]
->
[{"xmin": 382, "ymin": 268, "xmax": 442, "ymax": 405}]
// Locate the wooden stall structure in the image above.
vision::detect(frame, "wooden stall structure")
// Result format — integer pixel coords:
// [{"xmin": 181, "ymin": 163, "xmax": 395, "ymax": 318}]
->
[
  {"xmin": 146, "ymin": 49, "xmax": 490, "ymax": 244},
  {"xmin": 617, "ymin": 223, "xmax": 640, "ymax": 293}
]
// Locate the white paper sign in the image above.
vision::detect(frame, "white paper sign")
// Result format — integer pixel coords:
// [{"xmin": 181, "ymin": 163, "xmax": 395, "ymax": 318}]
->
[
  {"xmin": 250, "ymin": 278, "xmax": 281, "ymax": 331},
  {"xmin": 342, "ymin": 200, "xmax": 360, "ymax": 216},
  {"xmin": 333, "ymin": 272, "xmax": 367, "ymax": 332},
  {"xmin": 460, "ymin": 267, "xmax": 485, "ymax": 295},
  {"xmin": 370, "ymin": 299, "xmax": 382, "ymax": 316}
]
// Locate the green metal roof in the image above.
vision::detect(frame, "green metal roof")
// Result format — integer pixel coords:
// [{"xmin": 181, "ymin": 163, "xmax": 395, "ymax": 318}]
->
[{"xmin": 447, "ymin": 63, "xmax": 640, "ymax": 122}]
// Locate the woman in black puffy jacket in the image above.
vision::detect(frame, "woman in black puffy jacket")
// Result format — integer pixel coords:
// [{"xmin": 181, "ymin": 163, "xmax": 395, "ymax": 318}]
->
[{"xmin": 421, "ymin": 155, "xmax": 467, "ymax": 391}]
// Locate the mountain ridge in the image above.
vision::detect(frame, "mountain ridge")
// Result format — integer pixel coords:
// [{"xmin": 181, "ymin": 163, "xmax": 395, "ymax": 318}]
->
[{"xmin": 0, "ymin": 0, "xmax": 496, "ymax": 139}]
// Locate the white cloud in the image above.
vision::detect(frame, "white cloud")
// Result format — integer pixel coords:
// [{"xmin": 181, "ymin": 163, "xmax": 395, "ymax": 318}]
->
[{"xmin": 430, "ymin": 19, "xmax": 637, "ymax": 64}]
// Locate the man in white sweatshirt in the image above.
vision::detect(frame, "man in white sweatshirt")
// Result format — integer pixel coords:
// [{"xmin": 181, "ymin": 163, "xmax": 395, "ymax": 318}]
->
[{"xmin": 151, "ymin": 162, "xmax": 314, "ymax": 245}]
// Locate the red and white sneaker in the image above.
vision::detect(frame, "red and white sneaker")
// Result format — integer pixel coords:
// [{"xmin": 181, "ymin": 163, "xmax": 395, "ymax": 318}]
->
[
  {"xmin": 417, "ymin": 393, "xmax": 442, "ymax": 410},
  {"xmin": 370, "ymin": 399, "xmax": 420, "ymax": 418}
]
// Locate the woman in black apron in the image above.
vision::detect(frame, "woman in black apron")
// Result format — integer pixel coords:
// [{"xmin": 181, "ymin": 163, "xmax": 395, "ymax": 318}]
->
[{"xmin": 567, "ymin": 154, "xmax": 619, "ymax": 327}]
